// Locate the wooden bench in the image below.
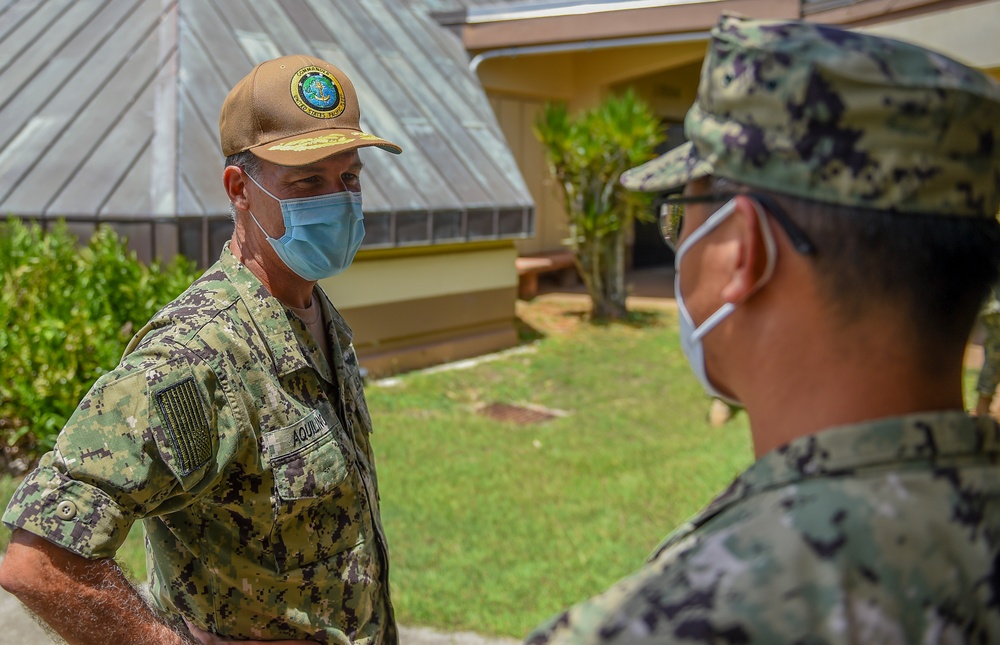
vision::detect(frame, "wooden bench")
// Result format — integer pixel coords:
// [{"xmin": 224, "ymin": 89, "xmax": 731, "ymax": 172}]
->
[{"xmin": 515, "ymin": 250, "xmax": 578, "ymax": 300}]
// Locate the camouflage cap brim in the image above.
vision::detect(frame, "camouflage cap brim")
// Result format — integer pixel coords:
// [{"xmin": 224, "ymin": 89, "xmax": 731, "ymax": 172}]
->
[{"xmin": 619, "ymin": 141, "xmax": 714, "ymax": 193}]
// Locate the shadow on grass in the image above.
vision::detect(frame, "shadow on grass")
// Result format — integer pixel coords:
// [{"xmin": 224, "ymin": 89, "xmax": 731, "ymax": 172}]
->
[
  {"xmin": 563, "ymin": 308, "xmax": 667, "ymax": 329},
  {"xmin": 597, "ymin": 309, "xmax": 666, "ymax": 329},
  {"xmin": 514, "ymin": 316, "xmax": 546, "ymax": 344}
]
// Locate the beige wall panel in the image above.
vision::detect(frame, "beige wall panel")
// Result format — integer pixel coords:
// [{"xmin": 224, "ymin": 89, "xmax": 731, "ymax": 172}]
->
[
  {"xmin": 320, "ymin": 246, "xmax": 518, "ymax": 309},
  {"xmin": 622, "ymin": 58, "xmax": 703, "ymax": 122},
  {"xmin": 488, "ymin": 95, "xmax": 570, "ymax": 256},
  {"xmin": 860, "ymin": 0, "xmax": 1000, "ymax": 68},
  {"xmin": 479, "ymin": 41, "xmax": 708, "ymax": 112},
  {"xmin": 494, "ymin": 96, "xmax": 522, "ymax": 159},
  {"xmin": 577, "ymin": 42, "xmax": 707, "ymax": 93},
  {"xmin": 522, "ymin": 100, "xmax": 569, "ymax": 251},
  {"xmin": 482, "ymin": 52, "xmax": 710, "ymax": 256},
  {"xmin": 346, "ymin": 286, "xmax": 516, "ymax": 345},
  {"xmin": 345, "ymin": 286, "xmax": 519, "ymax": 376},
  {"xmin": 478, "ymin": 54, "xmax": 575, "ymax": 99},
  {"xmin": 360, "ymin": 325, "xmax": 518, "ymax": 378}
]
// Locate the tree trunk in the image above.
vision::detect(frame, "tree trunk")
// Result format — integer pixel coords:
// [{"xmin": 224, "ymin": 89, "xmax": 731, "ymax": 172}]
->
[{"xmin": 587, "ymin": 228, "xmax": 628, "ymax": 322}]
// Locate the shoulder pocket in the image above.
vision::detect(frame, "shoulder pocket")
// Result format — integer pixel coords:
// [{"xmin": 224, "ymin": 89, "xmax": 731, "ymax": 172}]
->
[{"xmin": 261, "ymin": 410, "xmax": 349, "ymax": 501}]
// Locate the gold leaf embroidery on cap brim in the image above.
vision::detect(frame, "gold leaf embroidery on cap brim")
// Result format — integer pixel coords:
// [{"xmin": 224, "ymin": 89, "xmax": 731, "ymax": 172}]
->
[
  {"xmin": 352, "ymin": 131, "xmax": 385, "ymax": 142},
  {"xmin": 268, "ymin": 133, "xmax": 356, "ymax": 152}
]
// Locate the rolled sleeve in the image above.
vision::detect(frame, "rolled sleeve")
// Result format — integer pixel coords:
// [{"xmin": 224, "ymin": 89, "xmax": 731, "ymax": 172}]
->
[
  {"xmin": 3, "ymin": 464, "xmax": 132, "ymax": 559},
  {"xmin": 3, "ymin": 342, "xmax": 230, "ymax": 559}
]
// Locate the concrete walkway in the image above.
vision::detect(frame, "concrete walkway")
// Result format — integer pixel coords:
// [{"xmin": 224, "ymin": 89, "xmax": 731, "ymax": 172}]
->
[{"xmin": 0, "ymin": 581, "xmax": 519, "ymax": 645}]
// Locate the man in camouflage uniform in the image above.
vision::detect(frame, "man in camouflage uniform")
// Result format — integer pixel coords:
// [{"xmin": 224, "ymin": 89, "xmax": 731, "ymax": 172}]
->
[
  {"xmin": 527, "ymin": 14, "xmax": 1000, "ymax": 644},
  {"xmin": 976, "ymin": 283, "xmax": 1000, "ymax": 416},
  {"xmin": 0, "ymin": 55, "xmax": 401, "ymax": 644}
]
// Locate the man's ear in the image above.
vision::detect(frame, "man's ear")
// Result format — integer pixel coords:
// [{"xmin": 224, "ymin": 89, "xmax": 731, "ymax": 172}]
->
[
  {"xmin": 223, "ymin": 166, "xmax": 249, "ymax": 212},
  {"xmin": 720, "ymin": 195, "xmax": 772, "ymax": 304}
]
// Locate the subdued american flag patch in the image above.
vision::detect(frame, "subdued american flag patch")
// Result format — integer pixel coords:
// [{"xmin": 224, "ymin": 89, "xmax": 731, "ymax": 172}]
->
[{"xmin": 155, "ymin": 378, "xmax": 211, "ymax": 474}]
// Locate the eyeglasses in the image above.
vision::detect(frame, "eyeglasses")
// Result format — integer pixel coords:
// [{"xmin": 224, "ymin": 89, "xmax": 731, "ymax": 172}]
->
[{"xmin": 659, "ymin": 192, "xmax": 817, "ymax": 255}]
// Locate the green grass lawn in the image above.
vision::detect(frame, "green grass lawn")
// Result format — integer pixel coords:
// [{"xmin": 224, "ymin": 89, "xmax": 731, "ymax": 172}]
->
[
  {"xmin": 0, "ymin": 295, "xmax": 987, "ymax": 638},
  {"xmin": 0, "ymin": 296, "xmax": 752, "ymax": 637},
  {"xmin": 369, "ymin": 297, "xmax": 753, "ymax": 637}
]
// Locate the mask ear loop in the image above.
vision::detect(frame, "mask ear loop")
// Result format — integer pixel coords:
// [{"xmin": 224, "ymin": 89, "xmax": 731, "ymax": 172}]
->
[
  {"xmin": 688, "ymin": 197, "xmax": 778, "ymax": 342},
  {"xmin": 241, "ymin": 171, "xmax": 281, "ymax": 240},
  {"xmin": 245, "ymin": 208, "xmax": 272, "ymax": 241},
  {"xmin": 748, "ymin": 196, "xmax": 778, "ymax": 292},
  {"xmin": 245, "ymin": 171, "xmax": 281, "ymax": 202}
]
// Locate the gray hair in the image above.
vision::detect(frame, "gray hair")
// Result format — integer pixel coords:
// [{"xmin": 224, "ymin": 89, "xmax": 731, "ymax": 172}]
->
[{"xmin": 224, "ymin": 151, "xmax": 263, "ymax": 222}]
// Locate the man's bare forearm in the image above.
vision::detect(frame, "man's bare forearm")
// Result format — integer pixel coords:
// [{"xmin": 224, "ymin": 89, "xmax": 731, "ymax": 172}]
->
[{"xmin": 0, "ymin": 529, "xmax": 194, "ymax": 645}]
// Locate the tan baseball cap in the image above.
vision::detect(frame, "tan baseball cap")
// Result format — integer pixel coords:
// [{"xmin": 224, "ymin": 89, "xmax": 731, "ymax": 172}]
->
[{"xmin": 219, "ymin": 54, "xmax": 402, "ymax": 166}]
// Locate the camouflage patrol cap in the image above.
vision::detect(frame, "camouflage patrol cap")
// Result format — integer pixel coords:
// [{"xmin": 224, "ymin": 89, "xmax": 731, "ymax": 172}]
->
[{"xmin": 620, "ymin": 14, "xmax": 1000, "ymax": 218}]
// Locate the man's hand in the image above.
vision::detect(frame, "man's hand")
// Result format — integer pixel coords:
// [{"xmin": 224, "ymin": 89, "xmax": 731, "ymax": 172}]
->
[{"xmin": 0, "ymin": 529, "xmax": 193, "ymax": 644}]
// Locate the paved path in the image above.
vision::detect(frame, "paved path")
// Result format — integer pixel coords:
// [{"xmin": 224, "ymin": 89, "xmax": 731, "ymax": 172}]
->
[{"xmin": 0, "ymin": 581, "xmax": 520, "ymax": 645}]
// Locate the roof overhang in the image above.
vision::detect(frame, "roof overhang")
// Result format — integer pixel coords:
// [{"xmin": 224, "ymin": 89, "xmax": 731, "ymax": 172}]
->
[
  {"xmin": 804, "ymin": 0, "xmax": 990, "ymax": 25},
  {"xmin": 453, "ymin": 0, "xmax": 800, "ymax": 52}
]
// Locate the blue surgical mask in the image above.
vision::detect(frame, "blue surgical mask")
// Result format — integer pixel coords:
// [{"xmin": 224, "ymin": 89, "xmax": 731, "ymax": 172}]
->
[
  {"xmin": 674, "ymin": 197, "xmax": 776, "ymax": 406},
  {"xmin": 245, "ymin": 173, "xmax": 365, "ymax": 281}
]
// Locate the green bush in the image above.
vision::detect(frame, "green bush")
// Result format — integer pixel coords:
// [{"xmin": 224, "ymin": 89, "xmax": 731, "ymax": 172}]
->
[{"xmin": 0, "ymin": 219, "xmax": 202, "ymax": 470}]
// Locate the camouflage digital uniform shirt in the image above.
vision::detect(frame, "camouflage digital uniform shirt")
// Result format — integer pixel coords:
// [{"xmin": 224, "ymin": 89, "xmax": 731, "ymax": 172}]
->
[
  {"xmin": 3, "ymin": 244, "xmax": 396, "ymax": 644},
  {"xmin": 527, "ymin": 412, "xmax": 1000, "ymax": 644},
  {"xmin": 978, "ymin": 283, "xmax": 1000, "ymax": 396}
]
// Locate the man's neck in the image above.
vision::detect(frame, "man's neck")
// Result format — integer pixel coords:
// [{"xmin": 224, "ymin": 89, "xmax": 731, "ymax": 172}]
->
[
  {"xmin": 230, "ymin": 233, "xmax": 315, "ymax": 309},
  {"xmin": 739, "ymin": 326, "xmax": 966, "ymax": 458}
]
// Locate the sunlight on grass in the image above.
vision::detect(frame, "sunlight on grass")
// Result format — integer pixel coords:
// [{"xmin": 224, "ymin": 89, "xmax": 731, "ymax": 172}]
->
[
  {"xmin": 369, "ymin": 297, "xmax": 754, "ymax": 637},
  {"xmin": 4, "ymin": 296, "xmax": 982, "ymax": 638}
]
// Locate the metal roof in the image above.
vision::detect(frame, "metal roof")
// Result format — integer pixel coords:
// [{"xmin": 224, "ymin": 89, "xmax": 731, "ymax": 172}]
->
[{"xmin": 0, "ymin": 0, "xmax": 533, "ymax": 231}]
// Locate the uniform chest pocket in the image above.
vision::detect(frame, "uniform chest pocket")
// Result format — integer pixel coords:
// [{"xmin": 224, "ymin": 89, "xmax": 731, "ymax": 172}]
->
[{"xmin": 262, "ymin": 410, "xmax": 350, "ymax": 501}]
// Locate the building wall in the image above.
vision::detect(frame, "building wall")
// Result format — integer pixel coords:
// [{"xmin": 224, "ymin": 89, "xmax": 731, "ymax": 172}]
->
[
  {"xmin": 479, "ymin": 41, "xmax": 710, "ymax": 257},
  {"xmin": 858, "ymin": 0, "xmax": 1000, "ymax": 71},
  {"xmin": 476, "ymin": 0, "xmax": 1000, "ymax": 261},
  {"xmin": 489, "ymin": 95, "xmax": 568, "ymax": 255},
  {"xmin": 320, "ymin": 242, "xmax": 520, "ymax": 376}
]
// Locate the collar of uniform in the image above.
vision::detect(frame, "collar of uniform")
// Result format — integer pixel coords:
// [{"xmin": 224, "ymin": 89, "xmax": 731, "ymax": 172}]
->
[
  {"xmin": 314, "ymin": 288, "xmax": 354, "ymax": 357},
  {"xmin": 219, "ymin": 243, "xmax": 316, "ymax": 378},
  {"xmin": 314, "ymin": 288, "xmax": 356, "ymax": 376},
  {"xmin": 688, "ymin": 411, "xmax": 999, "ymax": 532}
]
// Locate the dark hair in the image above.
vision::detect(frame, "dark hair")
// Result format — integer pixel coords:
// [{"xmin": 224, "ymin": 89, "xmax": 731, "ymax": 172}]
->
[
  {"xmin": 224, "ymin": 150, "xmax": 262, "ymax": 180},
  {"xmin": 713, "ymin": 178, "xmax": 1000, "ymax": 364}
]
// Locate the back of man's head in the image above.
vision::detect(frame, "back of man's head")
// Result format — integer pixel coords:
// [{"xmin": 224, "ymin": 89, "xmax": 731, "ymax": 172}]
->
[{"xmin": 624, "ymin": 14, "xmax": 1000, "ymax": 359}]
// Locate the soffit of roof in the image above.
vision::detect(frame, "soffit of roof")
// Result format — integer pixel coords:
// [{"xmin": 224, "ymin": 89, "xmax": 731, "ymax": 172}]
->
[
  {"xmin": 804, "ymin": 0, "xmax": 987, "ymax": 26},
  {"xmin": 456, "ymin": 0, "xmax": 799, "ymax": 51},
  {"xmin": 0, "ymin": 0, "xmax": 533, "ymax": 219}
]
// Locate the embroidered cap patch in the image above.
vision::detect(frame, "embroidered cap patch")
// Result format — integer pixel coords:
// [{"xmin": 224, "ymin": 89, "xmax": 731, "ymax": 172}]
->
[
  {"xmin": 291, "ymin": 66, "xmax": 345, "ymax": 119},
  {"xmin": 155, "ymin": 377, "xmax": 211, "ymax": 475}
]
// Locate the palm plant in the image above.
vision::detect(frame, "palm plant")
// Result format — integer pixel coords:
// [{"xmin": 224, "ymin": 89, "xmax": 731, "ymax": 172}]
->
[{"xmin": 535, "ymin": 89, "xmax": 662, "ymax": 320}]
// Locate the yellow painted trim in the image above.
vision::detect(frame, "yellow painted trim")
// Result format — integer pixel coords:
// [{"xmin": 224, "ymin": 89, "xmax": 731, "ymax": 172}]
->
[
  {"xmin": 321, "ymin": 246, "xmax": 519, "ymax": 309},
  {"xmin": 353, "ymin": 239, "xmax": 516, "ymax": 262}
]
